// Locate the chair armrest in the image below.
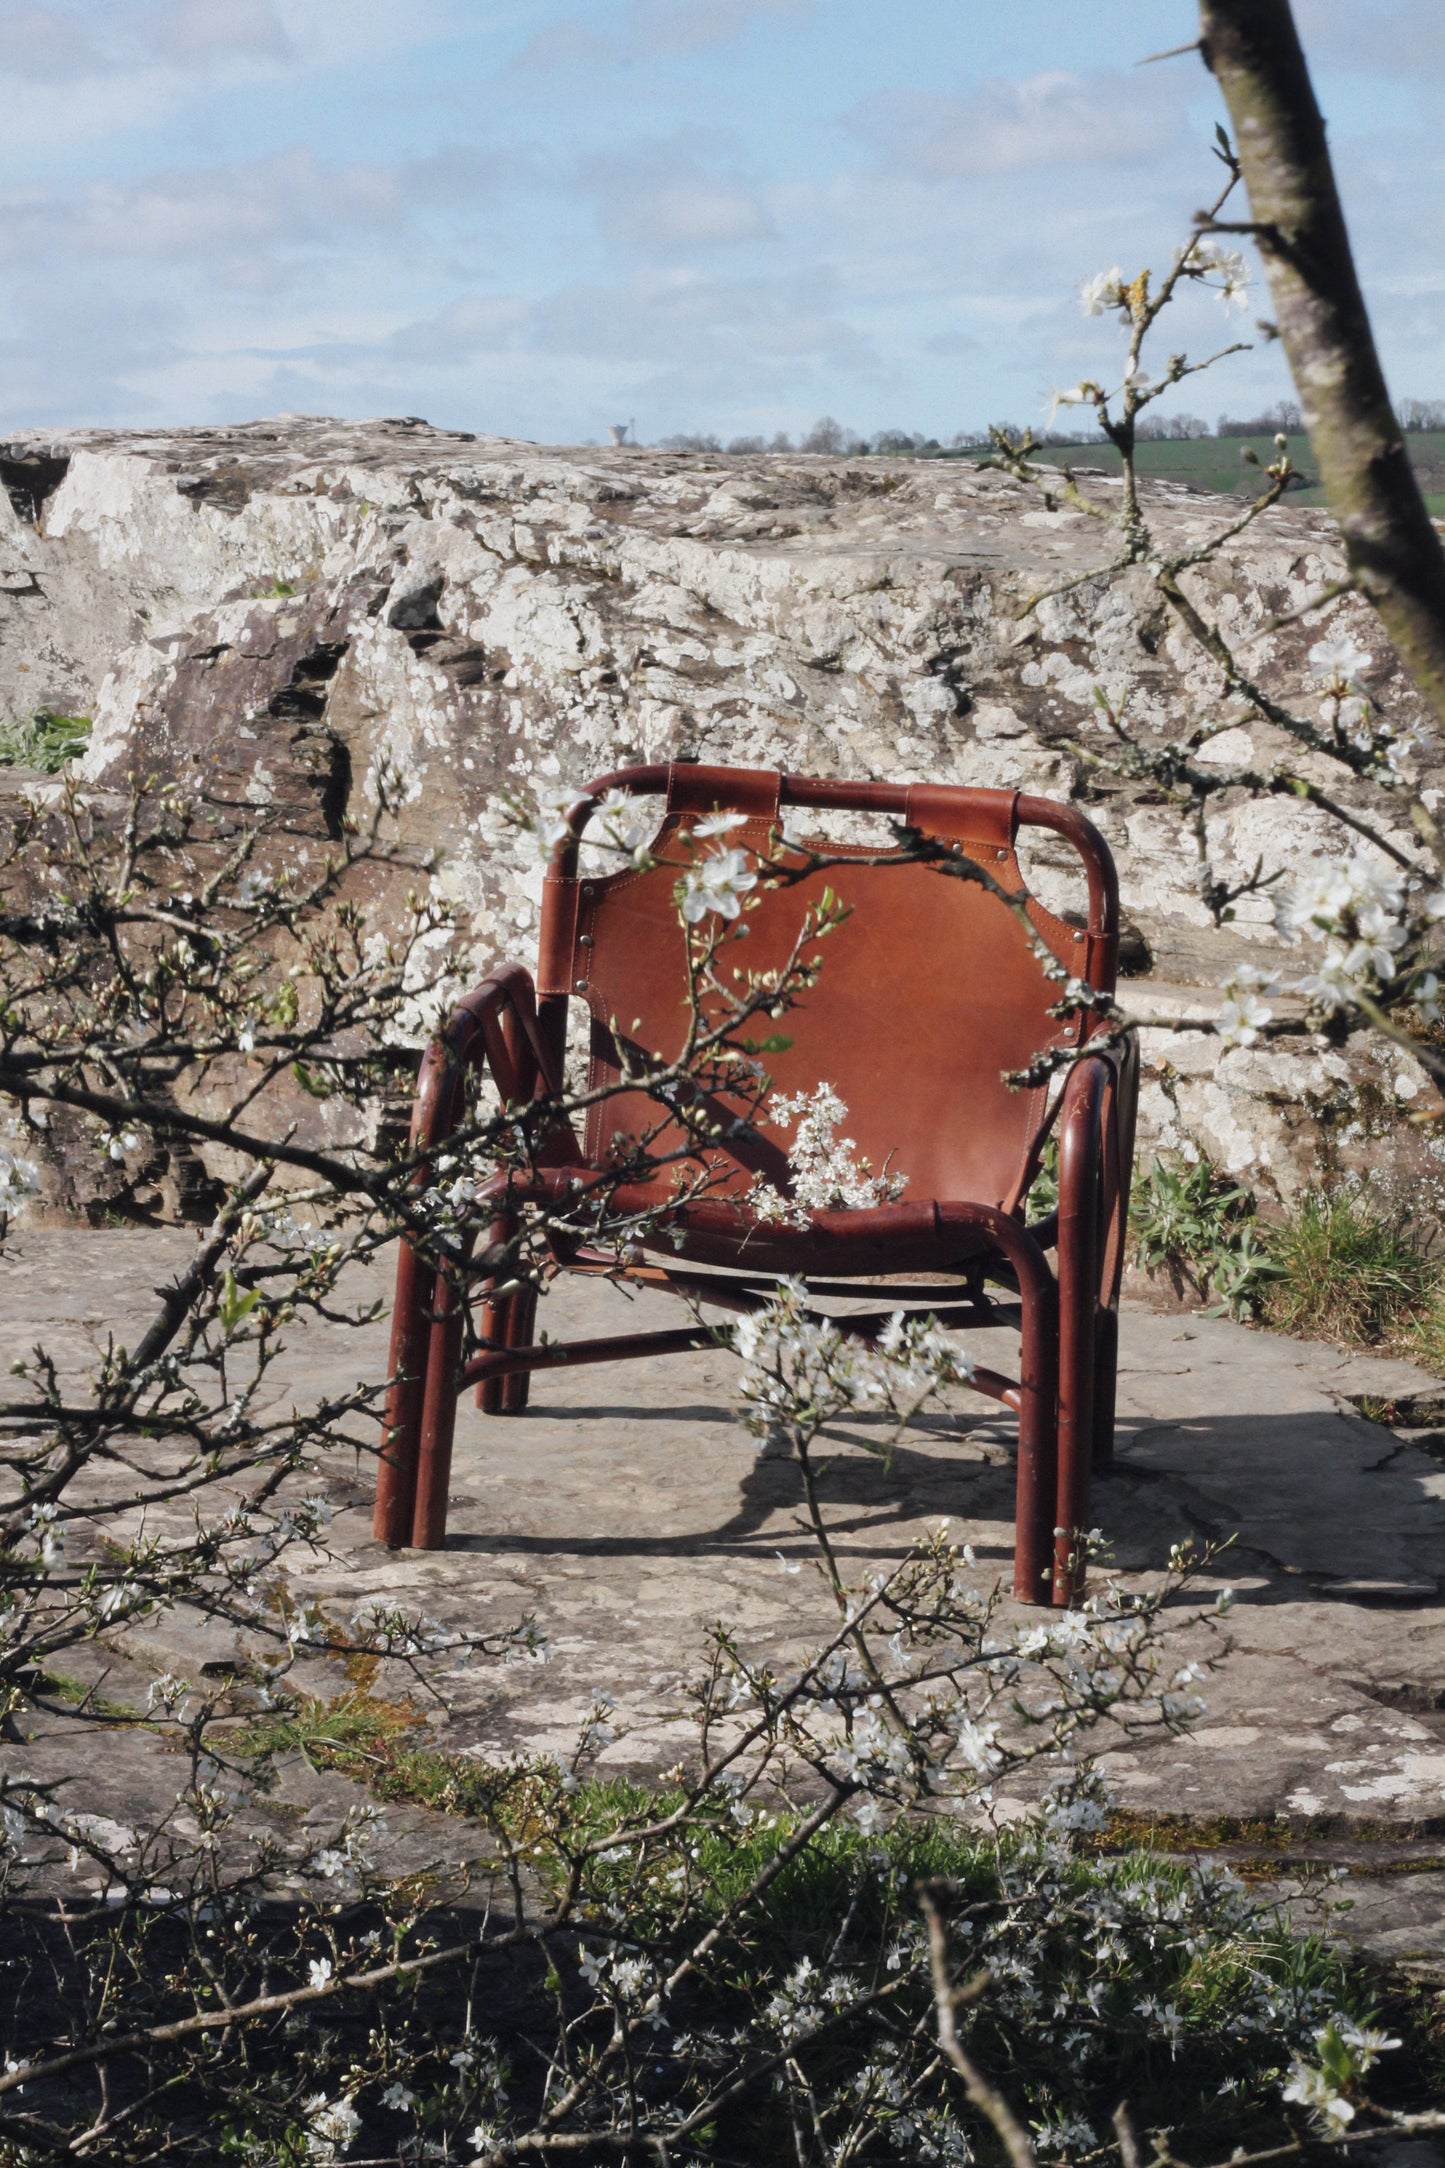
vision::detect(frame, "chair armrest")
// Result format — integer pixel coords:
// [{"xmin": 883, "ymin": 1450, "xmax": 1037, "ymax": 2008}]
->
[{"xmin": 408, "ymin": 964, "xmax": 549, "ymax": 1157}]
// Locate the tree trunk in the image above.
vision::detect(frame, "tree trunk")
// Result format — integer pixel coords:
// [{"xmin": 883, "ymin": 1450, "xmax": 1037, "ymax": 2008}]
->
[{"xmin": 1198, "ymin": 0, "xmax": 1445, "ymax": 729}]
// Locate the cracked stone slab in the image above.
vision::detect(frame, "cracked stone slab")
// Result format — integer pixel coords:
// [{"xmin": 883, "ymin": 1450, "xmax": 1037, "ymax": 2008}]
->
[{"xmin": 5, "ymin": 1228, "xmax": 1445, "ymax": 1967}]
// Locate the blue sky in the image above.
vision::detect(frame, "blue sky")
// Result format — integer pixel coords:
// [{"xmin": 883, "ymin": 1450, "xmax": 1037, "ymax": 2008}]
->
[{"xmin": 2, "ymin": 0, "xmax": 1442, "ymax": 443}]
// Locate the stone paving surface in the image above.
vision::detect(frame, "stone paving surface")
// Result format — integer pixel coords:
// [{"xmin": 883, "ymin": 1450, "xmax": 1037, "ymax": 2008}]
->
[{"xmin": 6, "ymin": 1228, "xmax": 1445, "ymax": 1978}]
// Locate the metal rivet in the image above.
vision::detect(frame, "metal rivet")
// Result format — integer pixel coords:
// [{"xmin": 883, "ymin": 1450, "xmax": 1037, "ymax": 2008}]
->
[
  {"xmin": 579, "ymin": 933, "xmax": 594, "ymax": 946},
  {"xmin": 574, "ymin": 978, "xmax": 588, "ymax": 991},
  {"xmin": 1073, "ymin": 930, "xmax": 1084, "ymax": 943},
  {"xmin": 581, "ymin": 883, "xmax": 595, "ymax": 897},
  {"xmin": 996, "ymin": 849, "xmax": 1008, "ymax": 861}
]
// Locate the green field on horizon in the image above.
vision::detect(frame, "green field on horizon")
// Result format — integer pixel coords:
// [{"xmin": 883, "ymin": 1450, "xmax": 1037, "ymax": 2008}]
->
[{"xmin": 967, "ymin": 430, "xmax": 1445, "ymax": 517}]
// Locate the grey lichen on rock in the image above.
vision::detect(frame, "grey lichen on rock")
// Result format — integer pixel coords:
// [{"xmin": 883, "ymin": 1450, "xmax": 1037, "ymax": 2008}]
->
[{"xmin": 2, "ymin": 413, "xmax": 1440, "ymax": 1207}]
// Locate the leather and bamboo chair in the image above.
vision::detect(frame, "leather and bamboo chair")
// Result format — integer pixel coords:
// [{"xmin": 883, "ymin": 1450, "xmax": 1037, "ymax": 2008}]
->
[{"xmin": 374, "ymin": 763, "xmax": 1138, "ymax": 1606}]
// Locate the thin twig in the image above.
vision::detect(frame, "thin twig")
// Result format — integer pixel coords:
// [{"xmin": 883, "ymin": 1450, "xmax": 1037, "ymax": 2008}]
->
[{"xmin": 919, "ymin": 1885, "xmax": 1038, "ymax": 2168}]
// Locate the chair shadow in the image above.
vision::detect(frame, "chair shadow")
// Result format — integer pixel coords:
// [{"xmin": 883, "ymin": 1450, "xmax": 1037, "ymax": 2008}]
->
[{"xmin": 438, "ymin": 1396, "xmax": 1445, "ymax": 1609}]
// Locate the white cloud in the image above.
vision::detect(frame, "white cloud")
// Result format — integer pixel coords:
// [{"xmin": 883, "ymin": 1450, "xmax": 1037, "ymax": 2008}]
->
[
  {"xmin": 513, "ymin": 0, "xmax": 810, "ymax": 72},
  {"xmin": 629, "ymin": 0, "xmax": 811, "ymax": 57},
  {"xmin": 1297, "ymin": 0, "xmax": 1445, "ymax": 78},
  {"xmin": 850, "ymin": 69, "xmax": 1182, "ymax": 178},
  {"xmin": 162, "ymin": 0, "xmax": 292, "ymax": 64},
  {"xmin": 0, "ymin": 145, "xmax": 507, "ymax": 267},
  {"xmin": 576, "ymin": 137, "xmax": 771, "ymax": 253},
  {"xmin": 0, "ymin": 4, "xmax": 93, "ymax": 78},
  {"xmin": 379, "ymin": 263, "xmax": 879, "ymax": 399},
  {"xmin": 0, "ymin": 0, "xmax": 291, "ymax": 79},
  {"xmin": 0, "ymin": 0, "xmax": 459, "ymax": 167}
]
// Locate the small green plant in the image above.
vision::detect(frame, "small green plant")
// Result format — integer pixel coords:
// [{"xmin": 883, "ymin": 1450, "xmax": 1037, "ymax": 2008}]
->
[
  {"xmin": 1027, "ymin": 1132, "xmax": 1059, "ymax": 1221},
  {"xmin": 1134, "ymin": 1158, "xmax": 1445, "ymax": 1365},
  {"xmin": 1265, "ymin": 1182, "xmax": 1441, "ymax": 1348},
  {"xmin": 0, "ymin": 708, "xmax": 91, "ymax": 771},
  {"xmin": 1131, "ymin": 1153, "xmax": 1281, "ymax": 1319}
]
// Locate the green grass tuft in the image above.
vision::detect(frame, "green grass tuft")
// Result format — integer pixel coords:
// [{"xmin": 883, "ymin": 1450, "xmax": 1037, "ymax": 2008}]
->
[
  {"xmin": 1132, "ymin": 1155, "xmax": 1445, "ymax": 1371},
  {"xmin": 1264, "ymin": 1184, "xmax": 1441, "ymax": 1349}
]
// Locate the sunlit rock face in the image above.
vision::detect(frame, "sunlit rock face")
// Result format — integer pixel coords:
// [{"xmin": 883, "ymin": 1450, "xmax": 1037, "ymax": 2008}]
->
[{"xmin": 3, "ymin": 414, "xmax": 1439, "ymax": 1207}]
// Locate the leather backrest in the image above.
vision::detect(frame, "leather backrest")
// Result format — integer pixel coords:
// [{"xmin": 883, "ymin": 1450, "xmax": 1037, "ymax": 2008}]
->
[{"xmin": 538, "ymin": 765, "xmax": 1115, "ymax": 1216}]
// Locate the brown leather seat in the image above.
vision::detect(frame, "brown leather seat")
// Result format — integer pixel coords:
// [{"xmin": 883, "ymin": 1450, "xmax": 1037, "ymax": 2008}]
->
[{"xmin": 375, "ymin": 763, "xmax": 1138, "ymax": 1606}]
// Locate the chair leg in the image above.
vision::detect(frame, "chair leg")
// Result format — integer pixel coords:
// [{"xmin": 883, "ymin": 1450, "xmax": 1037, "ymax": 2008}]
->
[
  {"xmin": 1054, "ymin": 1266, "xmax": 1096, "ymax": 1607},
  {"xmin": 475, "ymin": 1209, "xmax": 537, "ymax": 1415},
  {"xmin": 500, "ymin": 1284, "xmax": 538, "ymax": 1412},
  {"xmin": 1054, "ymin": 1083, "xmax": 1103, "ymax": 1607},
  {"xmin": 1092, "ymin": 1305, "xmax": 1119, "ymax": 1473},
  {"xmin": 1012, "ymin": 1277, "xmax": 1059, "ymax": 1606},
  {"xmin": 477, "ymin": 1283, "xmax": 539, "ymax": 1414},
  {"xmin": 412, "ymin": 1260, "xmax": 467, "ymax": 1549},
  {"xmin": 374, "ymin": 1234, "xmax": 429, "ymax": 1546}
]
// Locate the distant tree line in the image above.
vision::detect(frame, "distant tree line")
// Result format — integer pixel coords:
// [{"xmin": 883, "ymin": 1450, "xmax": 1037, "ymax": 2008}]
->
[
  {"xmin": 648, "ymin": 396, "xmax": 1445, "ymax": 457},
  {"xmin": 653, "ymin": 417, "xmax": 961, "ymax": 456}
]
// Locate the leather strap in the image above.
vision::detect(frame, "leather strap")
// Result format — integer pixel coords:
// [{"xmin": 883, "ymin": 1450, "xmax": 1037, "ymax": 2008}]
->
[
  {"xmin": 536, "ymin": 874, "xmax": 579, "ymax": 996},
  {"xmin": 667, "ymin": 763, "xmax": 782, "ymax": 821},
  {"xmin": 905, "ymin": 783, "xmax": 1018, "ymax": 851}
]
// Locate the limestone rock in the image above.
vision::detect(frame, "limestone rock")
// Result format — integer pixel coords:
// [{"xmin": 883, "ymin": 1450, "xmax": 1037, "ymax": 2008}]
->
[{"xmin": 2, "ymin": 415, "xmax": 1440, "ymax": 1206}]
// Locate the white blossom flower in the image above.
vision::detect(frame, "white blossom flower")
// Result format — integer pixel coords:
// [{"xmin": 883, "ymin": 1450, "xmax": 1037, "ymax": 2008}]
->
[
  {"xmin": 1276, "ymin": 852, "xmax": 1408, "ymax": 1010},
  {"xmin": 610, "ymin": 1955, "xmax": 650, "ymax": 1998},
  {"xmin": 1049, "ymin": 383, "xmax": 1097, "ymax": 422},
  {"xmin": 525, "ymin": 782, "xmax": 577, "ymax": 863},
  {"xmin": 680, "ymin": 846, "xmax": 758, "ymax": 923},
  {"xmin": 748, "ymin": 1084, "xmax": 907, "ymax": 1224},
  {"xmin": 1333, "ymin": 2015, "xmax": 1401, "ymax": 2068},
  {"xmin": 1187, "ymin": 238, "xmax": 1250, "ymax": 308},
  {"xmin": 1079, "ymin": 266, "xmax": 1125, "ymax": 316},
  {"xmin": 590, "ymin": 788, "xmax": 653, "ymax": 865},
  {"xmin": 1282, "ymin": 2060, "xmax": 1355, "ymax": 2128},
  {"xmin": 0, "ymin": 1149, "xmax": 40, "ymax": 1214},
  {"xmin": 308, "ymin": 1956, "xmax": 334, "ymax": 1990},
  {"xmin": 733, "ymin": 1280, "xmax": 972, "ymax": 1444},
  {"xmin": 952, "ymin": 1717, "xmax": 1003, "ymax": 1775},
  {"xmin": 1216, "ymin": 962, "xmax": 1277, "ymax": 1048},
  {"xmin": 1033, "ymin": 2111, "xmax": 1097, "ymax": 2156},
  {"xmin": 26, "ymin": 1503, "xmax": 63, "ymax": 1569},
  {"xmin": 1308, "ymin": 634, "xmax": 1372, "ymax": 686},
  {"xmin": 692, "ymin": 810, "xmax": 748, "ymax": 837},
  {"xmin": 380, "ymin": 2081, "xmax": 415, "ymax": 2111},
  {"xmin": 301, "ymin": 2092, "xmax": 361, "ymax": 2162}
]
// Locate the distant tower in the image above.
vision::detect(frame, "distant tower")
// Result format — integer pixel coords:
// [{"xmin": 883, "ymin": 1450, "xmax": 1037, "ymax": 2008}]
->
[{"xmin": 606, "ymin": 419, "xmax": 635, "ymax": 447}]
